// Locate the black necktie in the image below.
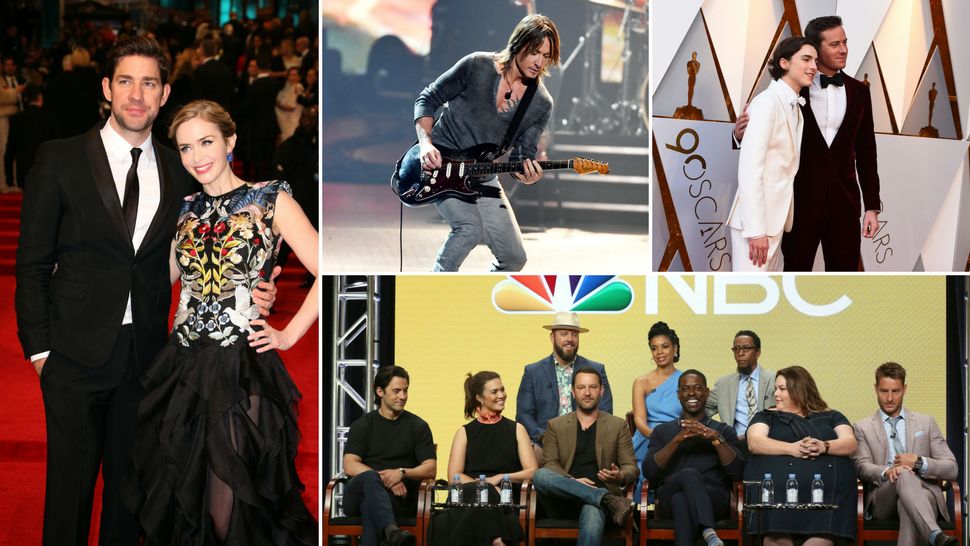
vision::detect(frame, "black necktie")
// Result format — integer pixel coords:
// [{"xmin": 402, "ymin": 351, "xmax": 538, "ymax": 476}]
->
[
  {"xmin": 123, "ymin": 148, "xmax": 142, "ymax": 239},
  {"xmin": 820, "ymin": 72, "xmax": 844, "ymax": 88}
]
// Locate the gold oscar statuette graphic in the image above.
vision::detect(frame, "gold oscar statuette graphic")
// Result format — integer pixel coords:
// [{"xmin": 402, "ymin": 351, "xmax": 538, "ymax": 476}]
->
[
  {"xmin": 863, "ymin": 73, "xmax": 870, "ymax": 87},
  {"xmin": 919, "ymin": 82, "xmax": 939, "ymax": 138},
  {"xmin": 674, "ymin": 51, "xmax": 704, "ymax": 120}
]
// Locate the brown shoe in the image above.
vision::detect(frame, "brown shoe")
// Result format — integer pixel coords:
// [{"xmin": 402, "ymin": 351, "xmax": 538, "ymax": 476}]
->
[{"xmin": 600, "ymin": 493, "xmax": 632, "ymax": 526}]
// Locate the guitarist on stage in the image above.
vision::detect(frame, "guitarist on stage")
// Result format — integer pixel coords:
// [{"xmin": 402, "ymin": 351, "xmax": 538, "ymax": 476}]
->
[{"xmin": 414, "ymin": 13, "xmax": 560, "ymax": 272}]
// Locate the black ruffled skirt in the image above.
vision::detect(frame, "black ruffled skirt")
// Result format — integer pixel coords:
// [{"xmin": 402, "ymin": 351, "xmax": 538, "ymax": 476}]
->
[{"xmin": 121, "ymin": 339, "xmax": 317, "ymax": 545}]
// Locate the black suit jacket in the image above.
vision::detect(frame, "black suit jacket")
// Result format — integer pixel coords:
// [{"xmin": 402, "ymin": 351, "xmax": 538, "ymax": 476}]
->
[
  {"xmin": 4, "ymin": 105, "xmax": 60, "ymax": 185},
  {"xmin": 15, "ymin": 124, "xmax": 195, "ymax": 368},
  {"xmin": 240, "ymin": 76, "xmax": 281, "ymax": 137},
  {"xmin": 192, "ymin": 59, "xmax": 236, "ymax": 111}
]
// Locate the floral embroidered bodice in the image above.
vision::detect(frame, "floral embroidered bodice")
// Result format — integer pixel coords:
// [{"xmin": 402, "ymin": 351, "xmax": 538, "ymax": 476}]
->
[{"xmin": 171, "ymin": 180, "xmax": 290, "ymax": 347}]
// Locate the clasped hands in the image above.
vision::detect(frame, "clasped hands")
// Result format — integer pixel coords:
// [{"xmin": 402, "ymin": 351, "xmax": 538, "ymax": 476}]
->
[
  {"xmin": 677, "ymin": 419, "xmax": 718, "ymax": 442},
  {"xmin": 791, "ymin": 436, "xmax": 826, "ymax": 459}
]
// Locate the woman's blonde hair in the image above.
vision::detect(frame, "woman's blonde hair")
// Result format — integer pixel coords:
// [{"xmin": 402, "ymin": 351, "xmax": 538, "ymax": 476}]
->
[
  {"xmin": 70, "ymin": 47, "xmax": 91, "ymax": 68},
  {"xmin": 168, "ymin": 100, "xmax": 236, "ymax": 142}
]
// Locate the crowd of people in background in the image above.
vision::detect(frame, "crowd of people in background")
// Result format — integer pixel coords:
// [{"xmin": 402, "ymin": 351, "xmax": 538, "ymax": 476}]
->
[{"xmin": 0, "ymin": 7, "xmax": 318, "ymax": 229}]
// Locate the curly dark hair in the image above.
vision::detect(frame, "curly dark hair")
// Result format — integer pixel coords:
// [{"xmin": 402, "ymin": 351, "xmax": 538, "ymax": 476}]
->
[{"xmin": 768, "ymin": 37, "xmax": 815, "ymax": 80}]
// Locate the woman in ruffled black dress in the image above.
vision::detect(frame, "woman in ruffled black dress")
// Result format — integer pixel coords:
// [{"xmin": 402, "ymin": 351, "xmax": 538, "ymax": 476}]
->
[{"xmin": 121, "ymin": 100, "xmax": 319, "ymax": 545}]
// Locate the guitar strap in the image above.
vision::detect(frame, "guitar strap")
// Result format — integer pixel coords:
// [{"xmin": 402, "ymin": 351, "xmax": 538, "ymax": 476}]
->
[
  {"xmin": 465, "ymin": 79, "xmax": 538, "ymax": 200},
  {"xmin": 498, "ymin": 79, "xmax": 539, "ymax": 157}
]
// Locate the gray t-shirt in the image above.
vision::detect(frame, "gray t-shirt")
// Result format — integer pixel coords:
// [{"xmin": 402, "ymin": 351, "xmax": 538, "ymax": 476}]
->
[{"xmin": 414, "ymin": 52, "xmax": 553, "ymax": 162}]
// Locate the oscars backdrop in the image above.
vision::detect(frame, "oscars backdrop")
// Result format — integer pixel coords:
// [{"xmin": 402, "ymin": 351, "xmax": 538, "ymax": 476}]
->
[
  {"xmin": 651, "ymin": 0, "xmax": 970, "ymax": 272},
  {"xmin": 394, "ymin": 275, "xmax": 947, "ymax": 480}
]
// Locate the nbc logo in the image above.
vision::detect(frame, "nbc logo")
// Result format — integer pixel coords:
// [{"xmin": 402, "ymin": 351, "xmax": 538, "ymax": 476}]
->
[{"xmin": 492, "ymin": 275, "xmax": 633, "ymax": 314}]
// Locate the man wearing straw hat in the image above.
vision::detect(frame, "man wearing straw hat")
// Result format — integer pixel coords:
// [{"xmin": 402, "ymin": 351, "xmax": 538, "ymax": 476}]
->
[{"xmin": 517, "ymin": 311, "xmax": 613, "ymax": 463}]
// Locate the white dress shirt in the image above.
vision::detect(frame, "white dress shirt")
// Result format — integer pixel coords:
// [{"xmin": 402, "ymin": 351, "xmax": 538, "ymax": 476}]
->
[
  {"xmin": 808, "ymin": 71, "xmax": 847, "ymax": 147},
  {"xmin": 100, "ymin": 120, "xmax": 162, "ymax": 324}
]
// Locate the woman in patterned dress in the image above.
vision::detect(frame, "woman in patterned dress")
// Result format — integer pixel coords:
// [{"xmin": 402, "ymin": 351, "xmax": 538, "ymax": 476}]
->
[{"xmin": 122, "ymin": 100, "xmax": 318, "ymax": 545}]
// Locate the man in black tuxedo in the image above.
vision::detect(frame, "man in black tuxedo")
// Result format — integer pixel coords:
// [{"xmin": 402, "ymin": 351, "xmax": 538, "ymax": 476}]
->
[
  {"xmin": 14, "ymin": 36, "xmax": 273, "ymax": 546},
  {"xmin": 238, "ymin": 57, "xmax": 280, "ymax": 180},
  {"xmin": 4, "ymin": 83, "xmax": 60, "ymax": 189},
  {"xmin": 192, "ymin": 35, "xmax": 235, "ymax": 111}
]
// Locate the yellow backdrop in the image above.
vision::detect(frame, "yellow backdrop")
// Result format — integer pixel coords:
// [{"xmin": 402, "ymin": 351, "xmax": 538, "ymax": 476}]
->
[{"xmin": 395, "ymin": 275, "xmax": 946, "ymax": 479}]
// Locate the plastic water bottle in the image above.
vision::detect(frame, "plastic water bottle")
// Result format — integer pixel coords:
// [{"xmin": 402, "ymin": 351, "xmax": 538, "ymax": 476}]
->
[
  {"xmin": 499, "ymin": 474, "xmax": 513, "ymax": 505},
  {"xmin": 811, "ymin": 474, "xmax": 824, "ymax": 504},
  {"xmin": 786, "ymin": 473, "xmax": 798, "ymax": 504},
  {"xmin": 450, "ymin": 474, "xmax": 463, "ymax": 505},
  {"xmin": 761, "ymin": 473, "xmax": 774, "ymax": 504},
  {"xmin": 476, "ymin": 474, "xmax": 489, "ymax": 504}
]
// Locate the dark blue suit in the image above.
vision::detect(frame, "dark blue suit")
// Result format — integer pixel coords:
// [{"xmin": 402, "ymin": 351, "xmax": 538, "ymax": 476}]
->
[{"xmin": 516, "ymin": 355, "xmax": 612, "ymax": 444}]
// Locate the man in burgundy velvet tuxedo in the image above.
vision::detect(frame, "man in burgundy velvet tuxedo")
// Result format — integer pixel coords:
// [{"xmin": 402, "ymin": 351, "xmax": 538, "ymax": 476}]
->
[{"xmin": 735, "ymin": 16, "xmax": 880, "ymax": 271}]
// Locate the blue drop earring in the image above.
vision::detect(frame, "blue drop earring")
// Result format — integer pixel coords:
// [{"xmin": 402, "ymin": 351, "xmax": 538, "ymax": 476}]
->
[{"xmin": 227, "ymin": 152, "xmax": 234, "ymax": 162}]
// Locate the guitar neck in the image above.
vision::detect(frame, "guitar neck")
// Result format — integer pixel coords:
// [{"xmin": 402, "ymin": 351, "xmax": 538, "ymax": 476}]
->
[{"xmin": 467, "ymin": 159, "xmax": 572, "ymax": 176}]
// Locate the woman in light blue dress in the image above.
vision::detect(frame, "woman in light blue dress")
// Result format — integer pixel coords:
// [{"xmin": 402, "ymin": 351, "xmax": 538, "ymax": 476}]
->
[{"xmin": 631, "ymin": 321, "xmax": 683, "ymax": 494}]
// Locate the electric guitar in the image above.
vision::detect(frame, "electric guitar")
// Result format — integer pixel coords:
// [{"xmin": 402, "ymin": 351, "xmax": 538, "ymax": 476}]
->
[{"xmin": 391, "ymin": 142, "xmax": 610, "ymax": 207}]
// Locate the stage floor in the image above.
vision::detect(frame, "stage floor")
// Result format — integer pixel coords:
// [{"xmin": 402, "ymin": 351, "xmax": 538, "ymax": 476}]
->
[{"xmin": 323, "ymin": 182, "xmax": 651, "ymax": 272}]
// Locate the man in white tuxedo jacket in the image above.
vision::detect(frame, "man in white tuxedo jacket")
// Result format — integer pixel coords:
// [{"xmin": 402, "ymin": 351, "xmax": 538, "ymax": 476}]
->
[
  {"xmin": 853, "ymin": 362, "xmax": 958, "ymax": 546},
  {"xmin": 727, "ymin": 37, "xmax": 817, "ymax": 271},
  {"xmin": 705, "ymin": 330, "xmax": 775, "ymax": 449}
]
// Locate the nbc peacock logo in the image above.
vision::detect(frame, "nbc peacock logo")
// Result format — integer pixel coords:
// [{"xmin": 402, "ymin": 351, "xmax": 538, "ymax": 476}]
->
[{"xmin": 492, "ymin": 275, "xmax": 634, "ymax": 314}]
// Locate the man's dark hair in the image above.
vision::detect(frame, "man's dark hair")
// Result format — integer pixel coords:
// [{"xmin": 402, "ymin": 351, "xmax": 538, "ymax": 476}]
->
[
  {"xmin": 734, "ymin": 330, "xmax": 761, "ymax": 351},
  {"xmin": 805, "ymin": 16, "xmax": 843, "ymax": 49},
  {"xmin": 571, "ymin": 366, "xmax": 602, "ymax": 388},
  {"xmin": 22, "ymin": 83, "xmax": 42, "ymax": 104},
  {"xmin": 374, "ymin": 365, "xmax": 410, "ymax": 405},
  {"xmin": 768, "ymin": 36, "xmax": 815, "ymax": 80},
  {"xmin": 105, "ymin": 35, "xmax": 170, "ymax": 84},
  {"xmin": 875, "ymin": 362, "xmax": 906, "ymax": 384},
  {"xmin": 679, "ymin": 369, "xmax": 708, "ymax": 387}
]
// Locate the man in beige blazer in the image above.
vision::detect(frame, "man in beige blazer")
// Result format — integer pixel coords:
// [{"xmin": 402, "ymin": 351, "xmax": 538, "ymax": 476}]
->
[
  {"xmin": 533, "ymin": 367, "xmax": 638, "ymax": 546},
  {"xmin": 853, "ymin": 362, "xmax": 958, "ymax": 546},
  {"xmin": 727, "ymin": 37, "xmax": 817, "ymax": 271}
]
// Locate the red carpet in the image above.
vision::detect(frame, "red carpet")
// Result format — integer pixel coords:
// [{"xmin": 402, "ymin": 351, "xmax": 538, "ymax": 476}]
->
[{"xmin": 0, "ymin": 192, "xmax": 318, "ymax": 544}]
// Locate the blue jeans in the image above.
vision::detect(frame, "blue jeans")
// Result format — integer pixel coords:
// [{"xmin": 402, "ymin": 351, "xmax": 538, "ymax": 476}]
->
[
  {"xmin": 432, "ymin": 177, "xmax": 527, "ymax": 272},
  {"xmin": 533, "ymin": 468, "xmax": 609, "ymax": 546}
]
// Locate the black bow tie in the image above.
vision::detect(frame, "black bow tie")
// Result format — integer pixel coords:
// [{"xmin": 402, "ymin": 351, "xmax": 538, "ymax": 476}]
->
[{"xmin": 820, "ymin": 72, "xmax": 844, "ymax": 88}]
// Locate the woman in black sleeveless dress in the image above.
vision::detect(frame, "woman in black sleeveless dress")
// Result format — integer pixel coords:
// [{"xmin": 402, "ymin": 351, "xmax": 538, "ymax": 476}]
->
[{"xmin": 431, "ymin": 371, "xmax": 538, "ymax": 545}]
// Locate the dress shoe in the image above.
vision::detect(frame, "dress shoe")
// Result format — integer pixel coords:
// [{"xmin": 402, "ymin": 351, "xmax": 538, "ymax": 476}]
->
[
  {"xmin": 933, "ymin": 533, "xmax": 958, "ymax": 546},
  {"xmin": 382, "ymin": 526, "xmax": 416, "ymax": 546},
  {"xmin": 600, "ymin": 493, "xmax": 632, "ymax": 526}
]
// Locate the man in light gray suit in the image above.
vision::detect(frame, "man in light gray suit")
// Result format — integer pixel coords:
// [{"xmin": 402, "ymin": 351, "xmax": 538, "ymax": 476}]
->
[
  {"xmin": 853, "ymin": 362, "xmax": 958, "ymax": 546},
  {"xmin": 705, "ymin": 330, "xmax": 775, "ymax": 447}
]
